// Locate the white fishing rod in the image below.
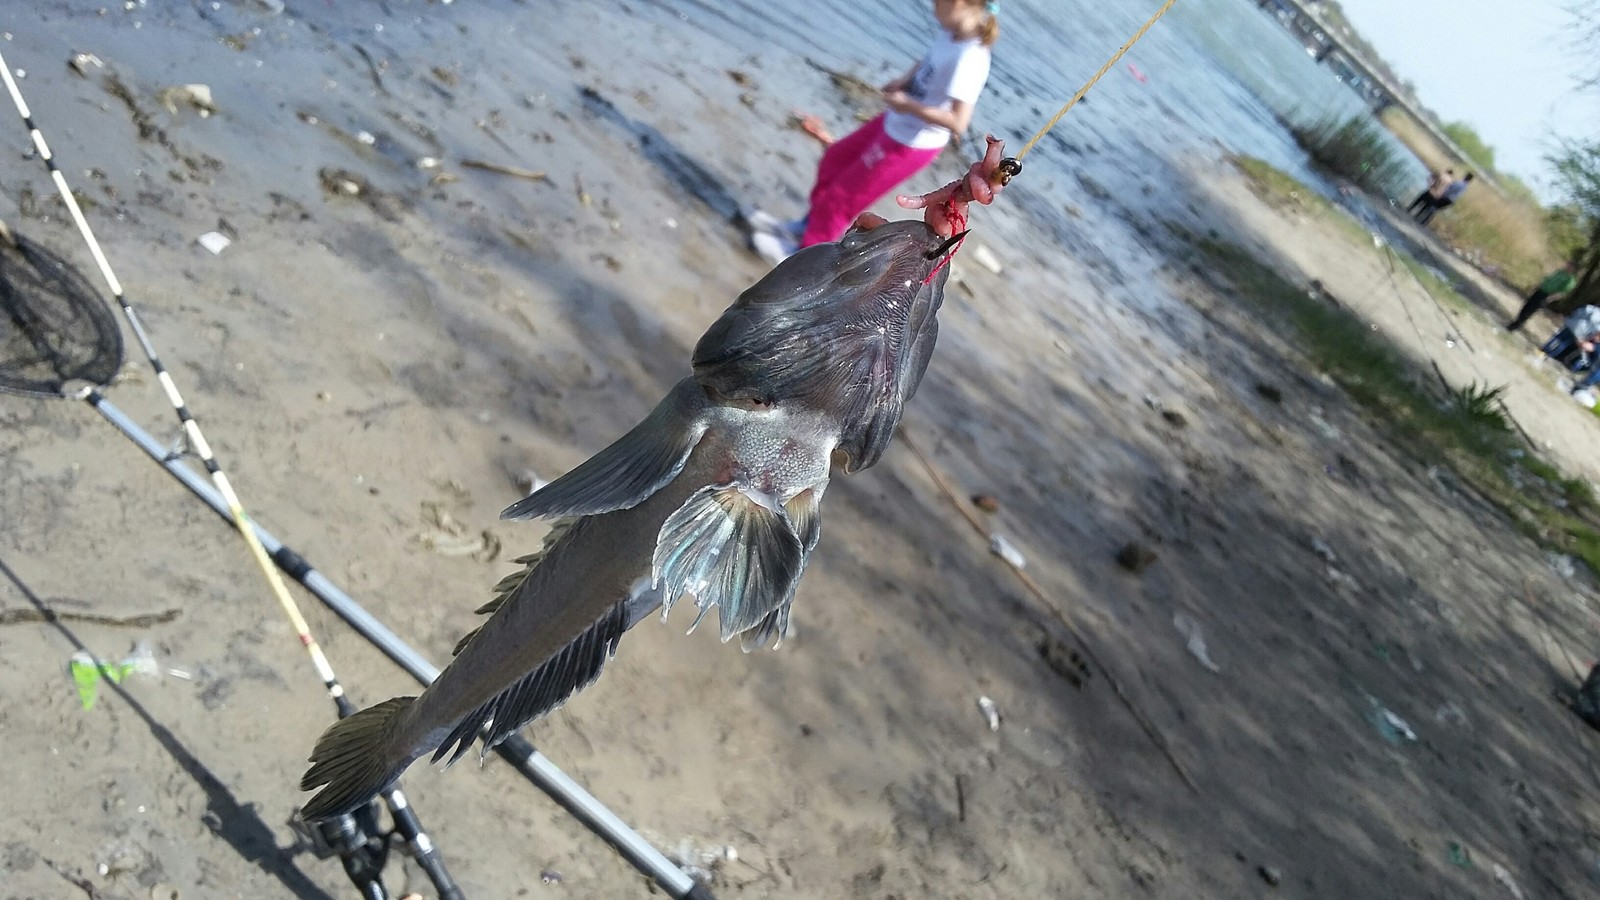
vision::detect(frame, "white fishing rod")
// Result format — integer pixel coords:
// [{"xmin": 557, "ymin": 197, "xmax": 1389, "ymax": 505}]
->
[{"xmin": 0, "ymin": 45, "xmax": 704, "ymax": 899}]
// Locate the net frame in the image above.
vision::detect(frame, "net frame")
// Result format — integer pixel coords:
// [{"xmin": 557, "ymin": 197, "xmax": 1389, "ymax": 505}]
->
[{"xmin": 0, "ymin": 226, "xmax": 125, "ymax": 397}]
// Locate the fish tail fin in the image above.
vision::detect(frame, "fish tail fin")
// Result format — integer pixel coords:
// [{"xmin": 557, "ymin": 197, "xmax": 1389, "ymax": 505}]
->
[{"xmin": 299, "ymin": 696, "xmax": 418, "ymax": 821}]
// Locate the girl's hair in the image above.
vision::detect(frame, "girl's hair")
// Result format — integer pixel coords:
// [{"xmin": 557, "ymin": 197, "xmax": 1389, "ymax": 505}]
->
[
  {"xmin": 978, "ymin": 11, "xmax": 1000, "ymax": 47},
  {"xmin": 948, "ymin": 0, "xmax": 1000, "ymax": 46}
]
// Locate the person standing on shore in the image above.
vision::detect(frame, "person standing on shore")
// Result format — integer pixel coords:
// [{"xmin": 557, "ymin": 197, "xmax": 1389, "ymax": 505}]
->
[
  {"xmin": 1539, "ymin": 303, "xmax": 1600, "ymax": 376},
  {"xmin": 1507, "ymin": 262, "xmax": 1580, "ymax": 331},
  {"xmin": 1406, "ymin": 166, "xmax": 1453, "ymax": 217},
  {"xmin": 749, "ymin": 0, "xmax": 998, "ymax": 265},
  {"xmin": 1416, "ymin": 171, "xmax": 1472, "ymax": 226}
]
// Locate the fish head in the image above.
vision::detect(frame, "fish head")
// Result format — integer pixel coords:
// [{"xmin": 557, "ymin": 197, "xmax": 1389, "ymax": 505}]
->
[{"xmin": 694, "ymin": 220, "xmax": 959, "ymax": 473}]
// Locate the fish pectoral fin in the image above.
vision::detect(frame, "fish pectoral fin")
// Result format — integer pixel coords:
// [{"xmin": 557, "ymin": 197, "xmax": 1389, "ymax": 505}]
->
[
  {"xmin": 786, "ymin": 486, "xmax": 824, "ymax": 555},
  {"xmin": 740, "ymin": 603, "xmax": 792, "ymax": 652},
  {"xmin": 431, "ymin": 599, "xmax": 630, "ymax": 766},
  {"xmin": 501, "ymin": 379, "xmax": 711, "ymax": 521},
  {"xmin": 653, "ymin": 483, "xmax": 807, "ymax": 643}
]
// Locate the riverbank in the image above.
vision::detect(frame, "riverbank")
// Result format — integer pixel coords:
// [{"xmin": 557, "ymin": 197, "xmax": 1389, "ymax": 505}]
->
[
  {"xmin": 1379, "ymin": 107, "xmax": 1566, "ymax": 289},
  {"xmin": 3, "ymin": 3, "xmax": 1600, "ymax": 899}
]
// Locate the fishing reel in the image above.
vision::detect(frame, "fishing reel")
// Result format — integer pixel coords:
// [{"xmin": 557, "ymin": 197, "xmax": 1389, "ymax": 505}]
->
[
  {"xmin": 291, "ymin": 789, "xmax": 466, "ymax": 900},
  {"xmin": 291, "ymin": 801, "xmax": 392, "ymax": 900}
]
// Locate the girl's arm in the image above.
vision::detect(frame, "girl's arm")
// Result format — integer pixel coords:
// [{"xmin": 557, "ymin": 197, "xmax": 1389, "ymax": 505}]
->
[
  {"xmin": 881, "ymin": 62, "xmax": 919, "ymax": 93},
  {"xmin": 883, "ymin": 93, "xmax": 974, "ymax": 134}
]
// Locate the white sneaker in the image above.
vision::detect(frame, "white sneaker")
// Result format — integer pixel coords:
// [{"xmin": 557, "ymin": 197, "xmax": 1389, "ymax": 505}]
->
[
  {"xmin": 750, "ymin": 230, "xmax": 798, "ymax": 266},
  {"xmin": 1575, "ymin": 389, "xmax": 1598, "ymax": 409},
  {"xmin": 746, "ymin": 209, "xmax": 805, "ymax": 242}
]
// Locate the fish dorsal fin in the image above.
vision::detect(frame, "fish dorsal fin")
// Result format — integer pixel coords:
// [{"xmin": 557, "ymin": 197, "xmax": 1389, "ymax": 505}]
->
[
  {"xmin": 653, "ymin": 483, "xmax": 807, "ymax": 643},
  {"xmin": 432, "ymin": 599, "xmax": 629, "ymax": 767},
  {"xmin": 739, "ymin": 487, "xmax": 823, "ymax": 652},
  {"xmin": 453, "ymin": 518, "xmax": 577, "ymax": 657},
  {"xmin": 501, "ymin": 378, "xmax": 711, "ymax": 522}
]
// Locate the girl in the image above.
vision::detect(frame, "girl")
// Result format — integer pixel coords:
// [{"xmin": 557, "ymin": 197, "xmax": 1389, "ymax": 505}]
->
[{"xmin": 751, "ymin": 0, "xmax": 999, "ymax": 264}]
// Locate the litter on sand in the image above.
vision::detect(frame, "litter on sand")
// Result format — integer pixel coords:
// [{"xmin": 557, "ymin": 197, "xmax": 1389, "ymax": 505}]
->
[
  {"xmin": 156, "ymin": 83, "xmax": 217, "ymax": 117},
  {"xmin": 68, "ymin": 643, "xmax": 158, "ymax": 710},
  {"xmin": 989, "ymin": 533, "xmax": 1026, "ymax": 568},
  {"xmin": 977, "ymin": 695, "xmax": 1001, "ymax": 731},
  {"xmin": 196, "ymin": 231, "xmax": 231, "ymax": 255},
  {"xmin": 1172, "ymin": 613, "xmax": 1221, "ymax": 672},
  {"xmin": 1366, "ymin": 700, "xmax": 1417, "ymax": 744}
]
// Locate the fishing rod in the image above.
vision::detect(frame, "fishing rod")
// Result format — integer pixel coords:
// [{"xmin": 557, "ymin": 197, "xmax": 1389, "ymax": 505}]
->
[
  {"xmin": 86, "ymin": 390, "xmax": 710, "ymax": 900},
  {"xmin": 0, "ymin": 49, "xmax": 463, "ymax": 900},
  {"xmin": 0, "ymin": 44, "xmax": 706, "ymax": 896}
]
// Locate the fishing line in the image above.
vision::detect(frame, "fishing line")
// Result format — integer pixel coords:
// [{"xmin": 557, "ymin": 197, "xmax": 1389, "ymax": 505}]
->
[
  {"xmin": 897, "ymin": 427, "xmax": 1200, "ymax": 794},
  {"xmin": 947, "ymin": 0, "xmax": 1179, "ymax": 256},
  {"xmin": 1357, "ymin": 210, "xmax": 1541, "ymax": 443},
  {"xmin": 893, "ymin": 0, "xmax": 1191, "ymax": 792},
  {"xmin": 0, "ymin": 49, "xmax": 464, "ymax": 899},
  {"xmin": 1010, "ymin": 0, "xmax": 1180, "ymax": 164},
  {"xmin": 1521, "ymin": 579, "xmax": 1600, "ymax": 794},
  {"xmin": 1383, "ymin": 242, "xmax": 1476, "ymax": 355}
]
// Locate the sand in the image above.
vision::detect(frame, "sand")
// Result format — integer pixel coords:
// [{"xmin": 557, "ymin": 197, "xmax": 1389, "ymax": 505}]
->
[{"xmin": 3, "ymin": 3, "xmax": 1599, "ymax": 899}]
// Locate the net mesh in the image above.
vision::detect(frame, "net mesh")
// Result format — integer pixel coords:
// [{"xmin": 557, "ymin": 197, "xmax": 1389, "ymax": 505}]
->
[{"xmin": 0, "ymin": 227, "xmax": 124, "ymax": 397}]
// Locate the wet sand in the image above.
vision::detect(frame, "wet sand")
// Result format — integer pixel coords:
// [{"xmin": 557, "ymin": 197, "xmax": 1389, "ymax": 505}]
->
[{"xmin": 3, "ymin": 3, "xmax": 1600, "ymax": 899}]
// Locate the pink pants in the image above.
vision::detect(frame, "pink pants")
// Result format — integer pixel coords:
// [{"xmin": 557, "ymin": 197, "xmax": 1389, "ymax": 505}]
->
[{"xmin": 801, "ymin": 114, "xmax": 942, "ymax": 247}]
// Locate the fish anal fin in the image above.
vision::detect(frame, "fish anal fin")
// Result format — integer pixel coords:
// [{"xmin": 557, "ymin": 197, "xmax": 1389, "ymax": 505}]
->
[
  {"xmin": 431, "ymin": 600, "xmax": 629, "ymax": 766},
  {"xmin": 653, "ymin": 483, "xmax": 805, "ymax": 643},
  {"xmin": 501, "ymin": 379, "xmax": 710, "ymax": 521}
]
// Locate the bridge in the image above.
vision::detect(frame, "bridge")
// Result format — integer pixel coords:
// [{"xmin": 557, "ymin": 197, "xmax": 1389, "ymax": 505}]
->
[{"xmin": 1254, "ymin": 0, "xmax": 1495, "ymax": 186}]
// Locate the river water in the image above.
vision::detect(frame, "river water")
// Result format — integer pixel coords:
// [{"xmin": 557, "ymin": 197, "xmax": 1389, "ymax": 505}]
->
[{"xmin": 614, "ymin": 0, "xmax": 1423, "ymax": 302}]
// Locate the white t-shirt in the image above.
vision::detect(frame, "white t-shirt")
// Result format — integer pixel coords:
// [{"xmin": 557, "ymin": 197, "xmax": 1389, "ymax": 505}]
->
[
  {"xmin": 1566, "ymin": 306, "xmax": 1600, "ymax": 340},
  {"xmin": 882, "ymin": 33, "xmax": 992, "ymax": 150}
]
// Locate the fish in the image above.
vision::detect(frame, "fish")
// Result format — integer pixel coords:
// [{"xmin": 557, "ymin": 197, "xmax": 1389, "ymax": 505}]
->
[{"xmin": 298, "ymin": 219, "xmax": 968, "ymax": 819}]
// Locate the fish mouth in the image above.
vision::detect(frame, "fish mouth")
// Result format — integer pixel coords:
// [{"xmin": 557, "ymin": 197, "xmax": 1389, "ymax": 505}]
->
[
  {"xmin": 924, "ymin": 230, "xmax": 969, "ymax": 261},
  {"xmin": 832, "ymin": 220, "xmax": 951, "ymax": 307}
]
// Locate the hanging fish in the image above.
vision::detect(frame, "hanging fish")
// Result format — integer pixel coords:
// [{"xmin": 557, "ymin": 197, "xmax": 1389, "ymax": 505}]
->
[{"xmin": 300, "ymin": 141, "xmax": 1012, "ymax": 821}]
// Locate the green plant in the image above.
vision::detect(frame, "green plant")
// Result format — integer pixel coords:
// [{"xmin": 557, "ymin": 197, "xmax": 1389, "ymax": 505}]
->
[
  {"xmin": 1445, "ymin": 382, "xmax": 1512, "ymax": 440},
  {"xmin": 1185, "ymin": 232, "xmax": 1600, "ymax": 571},
  {"xmin": 1290, "ymin": 115, "xmax": 1413, "ymax": 198}
]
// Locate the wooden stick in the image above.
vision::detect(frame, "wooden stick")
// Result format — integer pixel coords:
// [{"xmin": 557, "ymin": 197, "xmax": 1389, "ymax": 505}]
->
[
  {"xmin": 898, "ymin": 425, "xmax": 1201, "ymax": 794},
  {"xmin": 0, "ymin": 606, "xmax": 181, "ymax": 628},
  {"xmin": 460, "ymin": 159, "xmax": 549, "ymax": 182}
]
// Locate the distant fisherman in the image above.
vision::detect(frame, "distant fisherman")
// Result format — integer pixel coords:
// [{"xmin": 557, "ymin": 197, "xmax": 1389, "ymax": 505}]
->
[
  {"xmin": 1405, "ymin": 166, "xmax": 1452, "ymax": 217},
  {"xmin": 1540, "ymin": 304, "xmax": 1600, "ymax": 398},
  {"xmin": 1507, "ymin": 261, "xmax": 1579, "ymax": 332},
  {"xmin": 1415, "ymin": 171, "xmax": 1472, "ymax": 226}
]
